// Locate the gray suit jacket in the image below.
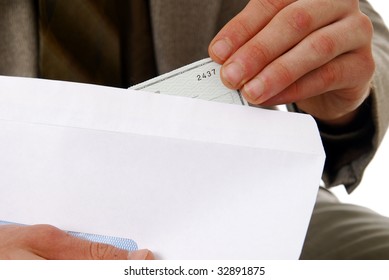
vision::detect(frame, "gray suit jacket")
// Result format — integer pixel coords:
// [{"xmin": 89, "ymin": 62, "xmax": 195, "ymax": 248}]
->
[{"xmin": 1, "ymin": 0, "xmax": 388, "ymax": 192}]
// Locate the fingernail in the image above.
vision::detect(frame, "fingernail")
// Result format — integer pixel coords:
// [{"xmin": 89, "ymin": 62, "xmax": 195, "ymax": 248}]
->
[
  {"xmin": 211, "ymin": 39, "xmax": 232, "ymax": 60},
  {"xmin": 243, "ymin": 78, "xmax": 265, "ymax": 101},
  {"xmin": 127, "ymin": 249, "xmax": 154, "ymax": 260},
  {"xmin": 222, "ymin": 62, "xmax": 244, "ymax": 88}
]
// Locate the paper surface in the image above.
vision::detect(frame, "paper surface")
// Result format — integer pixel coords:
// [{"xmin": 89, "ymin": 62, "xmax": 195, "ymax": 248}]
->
[
  {"xmin": 131, "ymin": 58, "xmax": 247, "ymax": 105},
  {"xmin": 0, "ymin": 75, "xmax": 325, "ymax": 259}
]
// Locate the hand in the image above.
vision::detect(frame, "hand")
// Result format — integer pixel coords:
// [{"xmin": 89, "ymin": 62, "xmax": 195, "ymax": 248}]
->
[
  {"xmin": 209, "ymin": 0, "xmax": 374, "ymax": 126},
  {"xmin": 0, "ymin": 224, "xmax": 153, "ymax": 260}
]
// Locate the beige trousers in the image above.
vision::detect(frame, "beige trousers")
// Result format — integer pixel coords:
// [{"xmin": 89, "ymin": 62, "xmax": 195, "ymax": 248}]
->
[{"xmin": 301, "ymin": 188, "xmax": 389, "ymax": 259}]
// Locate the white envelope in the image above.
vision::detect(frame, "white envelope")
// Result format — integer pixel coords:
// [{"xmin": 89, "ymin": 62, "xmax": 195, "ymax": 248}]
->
[{"xmin": 0, "ymin": 75, "xmax": 325, "ymax": 259}]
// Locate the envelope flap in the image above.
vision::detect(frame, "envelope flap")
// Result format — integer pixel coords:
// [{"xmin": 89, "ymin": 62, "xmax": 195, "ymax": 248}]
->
[{"xmin": 0, "ymin": 76, "xmax": 324, "ymax": 156}]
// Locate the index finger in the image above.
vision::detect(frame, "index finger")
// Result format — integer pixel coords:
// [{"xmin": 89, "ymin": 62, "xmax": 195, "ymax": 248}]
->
[{"xmin": 209, "ymin": 0, "xmax": 296, "ymax": 63}]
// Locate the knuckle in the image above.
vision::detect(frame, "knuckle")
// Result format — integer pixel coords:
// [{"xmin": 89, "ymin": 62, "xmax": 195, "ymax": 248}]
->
[
  {"xmin": 364, "ymin": 48, "xmax": 375, "ymax": 68},
  {"xmin": 273, "ymin": 61, "xmax": 294, "ymax": 85},
  {"xmin": 248, "ymin": 40, "xmax": 272, "ymax": 62},
  {"xmin": 288, "ymin": 7, "xmax": 313, "ymax": 34},
  {"xmin": 358, "ymin": 13, "xmax": 374, "ymax": 39},
  {"xmin": 288, "ymin": 82, "xmax": 300, "ymax": 101},
  {"xmin": 30, "ymin": 224, "xmax": 63, "ymax": 240},
  {"xmin": 347, "ymin": 0, "xmax": 359, "ymax": 10},
  {"xmin": 366, "ymin": 55, "xmax": 375, "ymax": 76},
  {"xmin": 258, "ymin": 0, "xmax": 291, "ymax": 14},
  {"xmin": 89, "ymin": 242, "xmax": 118, "ymax": 260},
  {"xmin": 319, "ymin": 63, "xmax": 339, "ymax": 87},
  {"xmin": 340, "ymin": 0, "xmax": 358, "ymax": 10},
  {"xmin": 232, "ymin": 17, "xmax": 256, "ymax": 42},
  {"xmin": 357, "ymin": 51, "xmax": 375, "ymax": 80},
  {"xmin": 23, "ymin": 224, "xmax": 65, "ymax": 248},
  {"xmin": 310, "ymin": 34, "xmax": 337, "ymax": 57}
]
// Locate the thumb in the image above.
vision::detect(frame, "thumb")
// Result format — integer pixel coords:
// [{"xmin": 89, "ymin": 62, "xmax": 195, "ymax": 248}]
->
[
  {"xmin": 70, "ymin": 238, "xmax": 131, "ymax": 260},
  {"xmin": 60, "ymin": 236, "xmax": 154, "ymax": 260},
  {"xmin": 30, "ymin": 225, "xmax": 152, "ymax": 260}
]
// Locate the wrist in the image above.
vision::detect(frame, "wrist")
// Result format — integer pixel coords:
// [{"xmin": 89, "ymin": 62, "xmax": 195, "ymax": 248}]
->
[
  {"xmin": 291, "ymin": 95, "xmax": 372, "ymax": 136},
  {"xmin": 317, "ymin": 109, "xmax": 360, "ymax": 128},
  {"xmin": 315, "ymin": 96, "xmax": 372, "ymax": 136}
]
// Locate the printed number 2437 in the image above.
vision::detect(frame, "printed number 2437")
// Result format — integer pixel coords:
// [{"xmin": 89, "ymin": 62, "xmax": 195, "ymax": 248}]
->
[{"xmin": 197, "ymin": 69, "xmax": 216, "ymax": 81}]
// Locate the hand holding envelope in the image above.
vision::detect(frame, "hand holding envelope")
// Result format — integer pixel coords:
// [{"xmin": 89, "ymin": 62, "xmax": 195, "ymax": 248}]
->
[
  {"xmin": 0, "ymin": 223, "xmax": 153, "ymax": 260},
  {"xmin": 0, "ymin": 59, "xmax": 325, "ymax": 259}
]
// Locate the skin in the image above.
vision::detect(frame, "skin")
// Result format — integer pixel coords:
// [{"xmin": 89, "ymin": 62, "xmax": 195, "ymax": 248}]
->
[
  {"xmin": 0, "ymin": 224, "xmax": 153, "ymax": 260},
  {"xmin": 209, "ymin": 0, "xmax": 375, "ymax": 127}
]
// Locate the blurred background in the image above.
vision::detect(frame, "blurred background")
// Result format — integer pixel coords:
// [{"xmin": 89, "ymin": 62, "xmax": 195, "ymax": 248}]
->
[{"xmin": 331, "ymin": 1, "xmax": 389, "ymax": 216}]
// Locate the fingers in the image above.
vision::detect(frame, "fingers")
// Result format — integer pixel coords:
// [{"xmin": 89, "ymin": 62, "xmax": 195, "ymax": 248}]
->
[
  {"xmin": 241, "ymin": 11, "xmax": 373, "ymax": 104},
  {"xmin": 128, "ymin": 249, "xmax": 154, "ymax": 260},
  {"xmin": 261, "ymin": 49, "xmax": 374, "ymax": 119},
  {"xmin": 208, "ymin": 0, "xmax": 373, "ymax": 112},
  {"xmin": 210, "ymin": 0, "xmax": 353, "ymax": 90},
  {"xmin": 209, "ymin": 0, "xmax": 296, "ymax": 63},
  {"xmin": 56, "ymin": 235, "xmax": 132, "ymax": 260}
]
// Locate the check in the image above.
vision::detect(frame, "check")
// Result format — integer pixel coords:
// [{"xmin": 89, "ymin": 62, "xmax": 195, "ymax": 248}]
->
[{"xmin": 130, "ymin": 58, "xmax": 247, "ymax": 105}]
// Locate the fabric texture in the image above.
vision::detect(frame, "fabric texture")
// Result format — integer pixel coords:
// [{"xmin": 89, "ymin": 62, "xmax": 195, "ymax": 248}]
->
[
  {"xmin": 38, "ymin": 0, "xmax": 156, "ymax": 87},
  {"xmin": 149, "ymin": 0, "xmax": 247, "ymax": 74},
  {"xmin": 301, "ymin": 188, "xmax": 389, "ymax": 259},
  {"xmin": 38, "ymin": 0, "xmax": 122, "ymax": 86},
  {"xmin": 320, "ymin": 1, "xmax": 389, "ymax": 193},
  {"xmin": 0, "ymin": 0, "xmax": 38, "ymax": 77}
]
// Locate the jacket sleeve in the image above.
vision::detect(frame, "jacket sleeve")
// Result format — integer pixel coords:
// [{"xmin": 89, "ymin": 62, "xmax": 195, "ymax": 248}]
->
[
  {"xmin": 289, "ymin": 0, "xmax": 389, "ymax": 193},
  {"xmin": 0, "ymin": 0, "xmax": 38, "ymax": 77}
]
